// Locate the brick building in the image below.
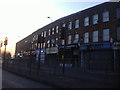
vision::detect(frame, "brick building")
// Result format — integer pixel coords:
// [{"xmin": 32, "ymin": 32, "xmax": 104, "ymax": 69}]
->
[{"xmin": 15, "ymin": 2, "xmax": 120, "ymax": 72}]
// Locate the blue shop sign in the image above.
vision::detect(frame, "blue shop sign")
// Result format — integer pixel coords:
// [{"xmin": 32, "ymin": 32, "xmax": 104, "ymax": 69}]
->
[
  {"xmin": 96, "ymin": 44, "xmax": 111, "ymax": 49},
  {"xmin": 66, "ymin": 45, "xmax": 77, "ymax": 49},
  {"xmin": 80, "ymin": 45, "xmax": 87, "ymax": 50},
  {"xmin": 58, "ymin": 46, "xmax": 64, "ymax": 49},
  {"xmin": 80, "ymin": 43, "xmax": 111, "ymax": 50}
]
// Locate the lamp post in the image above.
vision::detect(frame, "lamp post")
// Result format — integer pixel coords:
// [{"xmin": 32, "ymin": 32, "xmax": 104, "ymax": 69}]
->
[
  {"xmin": 0, "ymin": 40, "xmax": 3, "ymax": 58},
  {"xmin": 3, "ymin": 37, "xmax": 8, "ymax": 61},
  {"xmin": 47, "ymin": 16, "xmax": 53, "ymax": 22},
  {"xmin": 47, "ymin": 16, "xmax": 53, "ymax": 75}
]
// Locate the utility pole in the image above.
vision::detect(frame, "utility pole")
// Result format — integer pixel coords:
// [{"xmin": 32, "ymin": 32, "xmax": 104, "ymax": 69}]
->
[
  {"xmin": 60, "ymin": 25, "xmax": 67, "ymax": 75},
  {"xmin": 37, "ymin": 34, "xmax": 45, "ymax": 73}
]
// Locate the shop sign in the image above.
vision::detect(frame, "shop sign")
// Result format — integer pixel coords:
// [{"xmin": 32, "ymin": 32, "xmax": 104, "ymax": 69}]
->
[
  {"xmin": 46, "ymin": 47, "xmax": 58, "ymax": 54},
  {"xmin": 46, "ymin": 48, "xmax": 50, "ymax": 54},
  {"xmin": 93, "ymin": 43, "xmax": 111, "ymax": 50},
  {"xmin": 114, "ymin": 42, "xmax": 120, "ymax": 46},
  {"xmin": 80, "ymin": 45, "xmax": 87, "ymax": 50},
  {"xmin": 66, "ymin": 45, "xmax": 77, "ymax": 49},
  {"xmin": 25, "ymin": 51, "xmax": 30, "ymax": 55},
  {"xmin": 58, "ymin": 46, "xmax": 64, "ymax": 49},
  {"xmin": 80, "ymin": 43, "xmax": 111, "ymax": 50}
]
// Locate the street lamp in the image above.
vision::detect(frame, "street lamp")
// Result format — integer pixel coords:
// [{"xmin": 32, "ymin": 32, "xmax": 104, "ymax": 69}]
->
[
  {"xmin": 3, "ymin": 37, "xmax": 8, "ymax": 61},
  {"xmin": 0, "ymin": 40, "xmax": 3, "ymax": 58}
]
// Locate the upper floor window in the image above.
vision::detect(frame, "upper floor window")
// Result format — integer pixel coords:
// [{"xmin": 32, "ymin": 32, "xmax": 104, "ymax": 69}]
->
[
  {"xmin": 93, "ymin": 31, "xmax": 98, "ymax": 42},
  {"xmin": 116, "ymin": 8, "xmax": 120, "ymax": 19},
  {"xmin": 68, "ymin": 22, "xmax": 72, "ymax": 30},
  {"xmin": 84, "ymin": 32, "xmax": 89, "ymax": 43},
  {"xmin": 103, "ymin": 11, "xmax": 109, "ymax": 22},
  {"xmin": 44, "ymin": 31, "xmax": 46, "ymax": 37},
  {"xmin": 93, "ymin": 14, "xmax": 98, "ymax": 24},
  {"xmin": 56, "ymin": 38, "xmax": 58, "ymax": 44},
  {"xmin": 73, "ymin": 34, "xmax": 79, "ymax": 43},
  {"xmin": 56, "ymin": 26, "xmax": 59, "ymax": 33},
  {"xmin": 75, "ymin": 19, "xmax": 79, "ymax": 29},
  {"xmin": 41, "ymin": 32, "xmax": 44, "ymax": 37},
  {"xmin": 36, "ymin": 35, "xmax": 38, "ymax": 40},
  {"xmin": 47, "ymin": 40, "xmax": 50, "ymax": 47},
  {"xmin": 68, "ymin": 35, "xmax": 72, "ymax": 44},
  {"xmin": 52, "ymin": 28, "xmax": 54, "ymax": 35},
  {"xmin": 48, "ymin": 29, "xmax": 51, "ymax": 36},
  {"xmin": 62, "ymin": 40, "xmax": 65, "ymax": 45},
  {"xmin": 103, "ymin": 29, "xmax": 109, "ymax": 41},
  {"xmin": 84, "ymin": 17, "xmax": 89, "ymax": 26},
  {"xmin": 117, "ymin": 27, "xmax": 120, "ymax": 41},
  {"xmin": 62, "ymin": 23, "xmax": 66, "ymax": 27},
  {"xmin": 51, "ymin": 39, "xmax": 55, "ymax": 44},
  {"xmin": 43, "ymin": 43, "xmax": 45, "ymax": 48},
  {"xmin": 33, "ymin": 35, "xmax": 38, "ymax": 41}
]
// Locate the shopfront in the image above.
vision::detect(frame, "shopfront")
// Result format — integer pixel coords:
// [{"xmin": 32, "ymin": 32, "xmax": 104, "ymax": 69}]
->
[
  {"xmin": 80, "ymin": 43, "xmax": 114, "ymax": 72},
  {"xmin": 58, "ymin": 44, "xmax": 80, "ymax": 68}
]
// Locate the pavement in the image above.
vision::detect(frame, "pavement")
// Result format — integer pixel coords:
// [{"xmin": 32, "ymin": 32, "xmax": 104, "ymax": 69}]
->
[{"xmin": 2, "ymin": 60, "xmax": 120, "ymax": 88}]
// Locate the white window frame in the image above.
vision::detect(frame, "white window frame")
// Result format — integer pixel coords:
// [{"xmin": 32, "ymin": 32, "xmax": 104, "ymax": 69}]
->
[
  {"xmin": 103, "ymin": 11, "xmax": 109, "ymax": 22},
  {"xmin": 75, "ymin": 19, "xmax": 79, "ymax": 28},
  {"xmin": 84, "ymin": 17, "xmax": 89, "ymax": 26},
  {"xmin": 93, "ymin": 14, "xmax": 98, "ymax": 24},
  {"xmin": 93, "ymin": 31, "xmax": 98, "ymax": 42},
  {"xmin": 84, "ymin": 32, "xmax": 89, "ymax": 43},
  {"xmin": 103, "ymin": 29, "xmax": 110, "ymax": 41}
]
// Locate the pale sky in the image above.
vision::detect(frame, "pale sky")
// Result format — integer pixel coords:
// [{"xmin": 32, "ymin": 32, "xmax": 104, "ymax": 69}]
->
[{"xmin": 0, "ymin": 0, "xmax": 110, "ymax": 56}]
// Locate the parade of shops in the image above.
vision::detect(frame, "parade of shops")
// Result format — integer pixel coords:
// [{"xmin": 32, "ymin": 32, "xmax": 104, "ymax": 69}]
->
[{"xmin": 15, "ymin": 2, "xmax": 120, "ymax": 73}]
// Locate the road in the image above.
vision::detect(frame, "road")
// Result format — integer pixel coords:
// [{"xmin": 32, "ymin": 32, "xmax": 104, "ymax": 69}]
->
[{"xmin": 1, "ymin": 61, "xmax": 54, "ymax": 88}]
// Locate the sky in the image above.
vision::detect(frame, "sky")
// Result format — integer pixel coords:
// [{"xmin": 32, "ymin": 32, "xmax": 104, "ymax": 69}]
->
[{"xmin": 0, "ymin": 0, "xmax": 111, "ymax": 56}]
